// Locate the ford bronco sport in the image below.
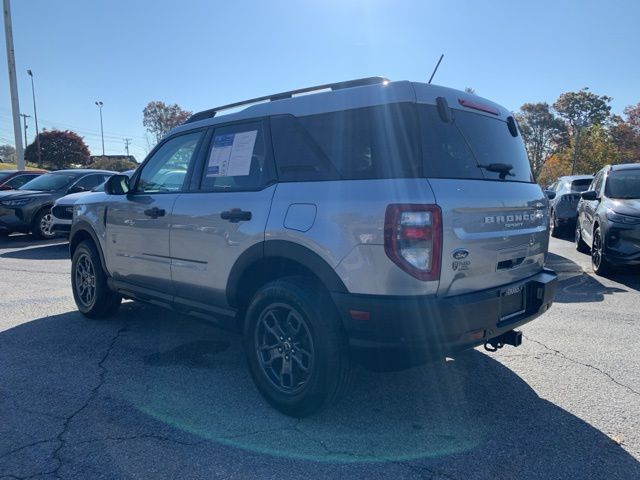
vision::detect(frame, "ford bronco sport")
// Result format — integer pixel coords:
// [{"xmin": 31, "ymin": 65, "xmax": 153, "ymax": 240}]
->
[{"xmin": 69, "ymin": 77, "xmax": 557, "ymax": 416}]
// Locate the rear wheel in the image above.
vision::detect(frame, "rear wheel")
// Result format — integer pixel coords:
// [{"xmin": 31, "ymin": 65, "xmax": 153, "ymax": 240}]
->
[
  {"xmin": 71, "ymin": 240, "xmax": 121, "ymax": 318},
  {"xmin": 591, "ymin": 227, "xmax": 611, "ymax": 276},
  {"xmin": 244, "ymin": 277, "xmax": 350, "ymax": 417},
  {"xmin": 32, "ymin": 208, "xmax": 56, "ymax": 240},
  {"xmin": 575, "ymin": 222, "xmax": 589, "ymax": 253}
]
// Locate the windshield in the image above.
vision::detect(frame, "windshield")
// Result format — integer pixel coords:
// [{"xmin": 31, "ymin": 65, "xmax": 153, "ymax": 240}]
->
[
  {"xmin": 570, "ymin": 179, "xmax": 593, "ymax": 192},
  {"xmin": 19, "ymin": 173, "xmax": 77, "ymax": 192},
  {"xmin": 419, "ymin": 106, "xmax": 533, "ymax": 183},
  {"xmin": 606, "ymin": 169, "xmax": 640, "ymax": 199}
]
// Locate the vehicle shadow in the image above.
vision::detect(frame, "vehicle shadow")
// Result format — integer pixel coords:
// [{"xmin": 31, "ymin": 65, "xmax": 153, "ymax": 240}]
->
[
  {"xmin": 0, "ymin": 242, "xmax": 69, "ymax": 261},
  {"xmin": 1, "ymin": 303, "xmax": 638, "ymax": 479},
  {"xmin": 546, "ymin": 252, "xmax": 628, "ymax": 303}
]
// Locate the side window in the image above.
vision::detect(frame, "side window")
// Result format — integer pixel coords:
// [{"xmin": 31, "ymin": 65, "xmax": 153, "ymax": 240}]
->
[
  {"xmin": 5, "ymin": 174, "xmax": 36, "ymax": 189},
  {"xmin": 73, "ymin": 174, "xmax": 107, "ymax": 191},
  {"xmin": 592, "ymin": 172, "xmax": 604, "ymax": 194},
  {"xmin": 200, "ymin": 121, "xmax": 273, "ymax": 191},
  {"xmin": 136, "ymin": 131, "xmax": 203, "ymax": 193}
]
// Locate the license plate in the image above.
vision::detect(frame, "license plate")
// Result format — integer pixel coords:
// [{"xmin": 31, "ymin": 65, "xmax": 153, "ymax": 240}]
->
[{"xmin": 500, "ymin": 285, "xmax": 525, "ymax": 321}]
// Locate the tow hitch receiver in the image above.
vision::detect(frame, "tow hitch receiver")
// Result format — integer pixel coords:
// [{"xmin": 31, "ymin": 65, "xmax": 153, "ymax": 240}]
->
[{"xmin": 484, "ymin": 330, "xmax": 522, "ymax": 352}]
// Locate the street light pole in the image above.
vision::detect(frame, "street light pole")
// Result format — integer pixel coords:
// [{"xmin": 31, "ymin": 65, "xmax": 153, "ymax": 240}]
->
[
  {"xmin": 2, "ymin": 0, "xmax": 24, "ymax": 168},
  {"xmin": 26, "ymin": 69, "xmax": 41, "ymax": 164},
  {"xmin": 570, "ymin": 122, "xmax": 584, "ymax": 176},
  {"xmin": 19, "ymin": 113, "xmax": 30, "ymax": 150},
  {"xmin": 95, "ymin": 101, "xmax": 104, "ymax": 156}
]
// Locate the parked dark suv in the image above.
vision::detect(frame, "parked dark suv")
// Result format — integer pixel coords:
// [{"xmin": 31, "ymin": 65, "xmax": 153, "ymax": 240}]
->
[
  {"xmin": 0, "ymin": 169, "xmax": 114, "ymax": 239},
  {"xmin": 576, "ymin": 163, "xmax": 640, "ymax": 274}
]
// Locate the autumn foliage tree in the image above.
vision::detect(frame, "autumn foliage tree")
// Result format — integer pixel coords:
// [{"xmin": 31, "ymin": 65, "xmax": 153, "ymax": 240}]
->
[
  {"xmin": 25, "ymin": 130, "xmax": 90, "ymax": 169},
  {"xmin": 515, "ymin": 102, "xmax": 566, "ymax": 179},
  {"xmin": 143, "ymin": 101, "xmax": 192, "ymax": 144}
]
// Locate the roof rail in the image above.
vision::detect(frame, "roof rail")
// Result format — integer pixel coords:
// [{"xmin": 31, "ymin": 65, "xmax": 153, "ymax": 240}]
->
[{"xmin": 184, "ymin": 76, "xmax": 390, "ymax": 124}]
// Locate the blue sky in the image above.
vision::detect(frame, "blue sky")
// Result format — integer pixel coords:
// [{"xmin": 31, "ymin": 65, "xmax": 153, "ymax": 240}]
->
[{"xmin": 1, "ymin": 0, "xmax": 639, "ymax": 161}]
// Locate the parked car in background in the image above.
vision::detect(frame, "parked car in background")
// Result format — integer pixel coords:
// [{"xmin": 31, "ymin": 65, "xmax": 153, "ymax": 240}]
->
[
  {"xmin": 51, "ymin": 169, "xmax": 135, "ymax": 237},
  {"xmin": 0, "ymin": 169, "xmax": 48, "ymax": 191},
  {"xmin": 576, "ymin": 164, "xmax": 640, "ymax": 275},
  {"xmin": 0, "ymin": 169, "xmax": 115, "ymax": 239},
  {"xmin": 548, "ymin": 175, "xmax": 594, "ymax": 237},
  {"xmin": 69, "ymin": 77, "xmax": 557, "ymax": 416}
]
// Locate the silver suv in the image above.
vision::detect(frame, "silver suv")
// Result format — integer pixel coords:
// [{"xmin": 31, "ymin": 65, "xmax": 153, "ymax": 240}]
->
[{"xmin": 69, "ymin": 77, "xmax": 558, "ymax": 416}]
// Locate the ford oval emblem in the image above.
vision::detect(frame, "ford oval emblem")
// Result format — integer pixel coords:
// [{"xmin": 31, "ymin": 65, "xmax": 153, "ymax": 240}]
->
[{"xmin": 452, "ymin": 249, "xmax": 469, "ymax": 260}]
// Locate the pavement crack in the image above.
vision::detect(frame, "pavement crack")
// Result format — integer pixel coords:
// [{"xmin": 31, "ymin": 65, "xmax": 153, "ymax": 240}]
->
[
  {"xmin": 0, "ymin": 440, "xmax": 56, "ymax": 463},
  {"xmin": 48, "ymin": 320, "xmax": 129, "ymax": 479},
  {"xmin": 524, "ymin": 335, "xmax": 640, "ymax": 397}
]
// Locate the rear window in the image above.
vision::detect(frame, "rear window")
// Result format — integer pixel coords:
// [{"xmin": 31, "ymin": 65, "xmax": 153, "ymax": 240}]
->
[
  {"xmin": 418, "ymin": 105, "xmax": 533, "ymax": 183},
  {"xmin": 570, "ymin": 179, "xmax": 593, "ymax": 192},
  {"xmin": 271, "ymin": 104, "xmax": 420, "ymax": 181}
]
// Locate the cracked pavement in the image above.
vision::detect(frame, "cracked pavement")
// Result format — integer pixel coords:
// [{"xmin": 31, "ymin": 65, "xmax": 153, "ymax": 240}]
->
[{"xmin": 0, "ymin": 235, "xmax": 639, "ymax": 479}]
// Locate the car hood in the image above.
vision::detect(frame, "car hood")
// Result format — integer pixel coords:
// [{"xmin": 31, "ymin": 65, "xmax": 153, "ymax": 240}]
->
[
  {"xmin": 608, "ymin": 198, "xmax": 640, "ymax": 217},
  {"xmin": 0, "ymin": 189, "xmax": 56, "ymax": 202},
  {"xmin": 53, "ymin": 191, "xmax": 92, "ymax": 206}
]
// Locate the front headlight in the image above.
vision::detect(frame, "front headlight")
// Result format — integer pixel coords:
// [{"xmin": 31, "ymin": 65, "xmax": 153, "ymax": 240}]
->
[
  {"xmin": 1, "ymin": 198, "xmax": 33, "ymax": 207},
  {"xmin": 606, "ymin": 210, "xmax": 640, "ymax": 225}
]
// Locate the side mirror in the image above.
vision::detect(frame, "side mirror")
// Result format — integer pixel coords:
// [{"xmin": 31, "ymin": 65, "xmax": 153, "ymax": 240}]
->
[
  {"xmin": 581, "ymin": 190, "xmax": 598, "ymax": 201},
  {"xmin": 105, "ymin": 174, "xmax": 130, "ymax": 195},
  {"xmin": 67, "ymin": 185, "xmax": 87, "ymax": 194},
  {"xmin": 544, "ymin": 190, "xmax": 556, "ymax": 200}
]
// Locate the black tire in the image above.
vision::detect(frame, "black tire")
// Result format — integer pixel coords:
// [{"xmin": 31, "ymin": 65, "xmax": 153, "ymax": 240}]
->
[
  {"xmin": 32, "ymin": 208, "xmax": 56, "ymax": 240},
  {"xmin": 591, "ymin": 227, "xmax": 611, "ymax": 276},
  {"xmin": 575, "ymin": 222, "xmax": 589, "ymax": 254},
  {"xmin": 244, "ymin": 277, "xmax": 350, "ymax": 417},
  {"xmin": 71, "ymin": 240, "xmax": 121, "ymax": 318}
]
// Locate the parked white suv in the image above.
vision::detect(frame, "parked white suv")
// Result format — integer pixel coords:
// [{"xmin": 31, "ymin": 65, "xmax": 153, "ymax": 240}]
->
[{"xmin": 69, "ymin": 77, "xmax": 557, "ymax": 416}]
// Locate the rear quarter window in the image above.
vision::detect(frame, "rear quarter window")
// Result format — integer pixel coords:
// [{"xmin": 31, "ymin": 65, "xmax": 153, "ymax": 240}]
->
[{"xmin": 271, "ymin": 103, "xmax": 421, "ymax": 182}]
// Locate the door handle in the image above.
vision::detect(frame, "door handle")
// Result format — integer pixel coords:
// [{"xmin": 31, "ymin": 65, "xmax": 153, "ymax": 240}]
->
[
  {"xmin": 221, "ymin": 208, "xmax": 252, "ymax": 223},
  {"xmin": 144, "ymin": 207, "xmax": 166, "ymax": 219}
]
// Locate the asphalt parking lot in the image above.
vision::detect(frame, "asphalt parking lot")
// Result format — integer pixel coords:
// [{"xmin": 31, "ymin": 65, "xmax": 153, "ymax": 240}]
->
[{"xmin": 1, "ymin": 234, "xmax": 639, "ymax": 479}]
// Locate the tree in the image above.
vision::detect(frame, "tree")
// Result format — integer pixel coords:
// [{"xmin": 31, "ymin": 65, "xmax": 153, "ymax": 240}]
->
[
  {"xmin": 0, "ymin": 144, "xmax": 16, "ymax": 163},
  {"xmin": 464, "ymin": 87, "xmax": 476, "ymax": 95},
  {"xmin": 515, "ymin": 102, "xmax": 566, "ymax": 179},
  {"xmin": 623, "ymin": 103, "xmax": 640, "ymax": 133},
  {"xmin": 553, "ymin": 88, "xmax": 612, "ymax": 130},
  {"xmin": 143, "ymin": 101, "xmax": 192, "ymax": 144},
  {"xmin": 24, "ymin": 130, "xmax": 91, "ymax": 169},
  {"xmin": 88, "ymin": 156, "xmax": 138, "ymax": 172}
]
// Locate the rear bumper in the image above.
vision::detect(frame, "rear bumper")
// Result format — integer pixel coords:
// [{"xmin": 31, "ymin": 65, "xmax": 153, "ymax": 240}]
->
[{"xmin": 332, "ymin": 269, "xmax": 557, "ymax": 361}]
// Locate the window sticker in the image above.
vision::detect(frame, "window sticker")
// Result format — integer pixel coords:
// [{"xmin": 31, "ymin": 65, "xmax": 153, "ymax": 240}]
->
[{"xmin": 207, "ymin": 130, "xmax": 258, "ymax": 177}]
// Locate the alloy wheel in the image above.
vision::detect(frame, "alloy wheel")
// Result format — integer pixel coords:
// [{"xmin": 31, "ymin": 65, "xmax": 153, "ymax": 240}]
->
[
  {"xmin": 75, "ymin": 253, "xmax": 97, "ymax": 307},
  {"xmin": 254, "ymin": 302, "xmax": 315, "ymax": 395},
  {"xmin": 39, "ymin": 213, "xmax": 55, "ymax": 238}
]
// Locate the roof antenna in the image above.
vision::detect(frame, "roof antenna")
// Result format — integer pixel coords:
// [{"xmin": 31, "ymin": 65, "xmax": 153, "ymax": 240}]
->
[{"xmin": 428, "ymin": 54, "xmax": 444, "ymax": 84}]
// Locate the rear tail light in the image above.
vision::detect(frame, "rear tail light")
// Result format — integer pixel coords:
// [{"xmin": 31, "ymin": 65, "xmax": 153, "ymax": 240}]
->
[{"xmin": 384, "ymin": 204, "xmax": 442, "ymax": 281}]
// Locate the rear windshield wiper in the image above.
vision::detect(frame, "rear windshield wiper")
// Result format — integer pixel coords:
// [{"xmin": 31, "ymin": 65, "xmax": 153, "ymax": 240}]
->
[{"xmin": 478, "ymin": 163, "xmax": 515, "ymax": 180}]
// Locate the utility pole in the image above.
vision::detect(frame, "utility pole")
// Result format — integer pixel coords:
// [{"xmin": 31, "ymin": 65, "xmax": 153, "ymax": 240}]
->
[
  {"xmin": 3, "ymin": 0, "xmax": 24, "ymax": 168},
  {"xmin": 95, "ymin": 101, "xmax": 104, "ymax": 156},
  {"xmin": 123, "ymin": 138, "xmax": 131, "ymax": 157},
  {"xmin": 19, "ymin": 113, "xmax": 30, "ymax": 151},
  {"xmin": 570, "ymin": 125, "xmax": 583, "ymax": 175},
  {"xmin": 27, "ymin": 69, "xmax": 41, "ymax": 164}
]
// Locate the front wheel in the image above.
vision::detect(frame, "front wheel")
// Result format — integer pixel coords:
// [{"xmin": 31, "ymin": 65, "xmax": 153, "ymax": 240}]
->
[
  {"xmin": 244, "ymin": 278, "xmax": 350, "ymax": 417},
  {"xmin": 591, "ymin": 227, "xmax": 611, "ymax": 276},
  {"xmin": 32, "ymin": 208, "xmax": 56, "ymax": 240},
  {"xmin": 71, "ymin": 240, "xmax": 121, "ymax": 318}
]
